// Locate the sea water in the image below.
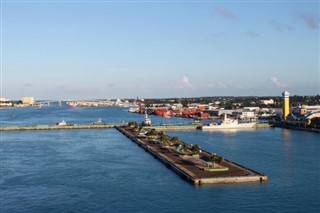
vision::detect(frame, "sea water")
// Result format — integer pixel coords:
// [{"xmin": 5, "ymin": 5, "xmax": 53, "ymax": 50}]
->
[{"xmin": 1, "ymin": 106, "xmax": 319, "ymax": 212}]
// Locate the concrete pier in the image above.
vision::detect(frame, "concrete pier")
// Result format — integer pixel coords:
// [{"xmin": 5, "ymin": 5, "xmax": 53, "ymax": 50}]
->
[
  {"xmin": 0, "ymin": 123, "xmax": 271, "ymax": 132},
  {"xmin": 142, "ymin": 124, "xmax": 199, "ymax": 131},
  {"xmin": 116, "ymin": 126, "xmax": 268, "ymax": 185},
  {"xmin": 0, "ymin": 124, "xmax": 116, "ymax": 131}
]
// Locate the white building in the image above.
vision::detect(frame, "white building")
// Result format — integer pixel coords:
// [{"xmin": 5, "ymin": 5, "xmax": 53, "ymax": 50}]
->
[
  {"xmin": 303, "ymin": 105, "xmax": 320, "ymax": 113},
  {"xmin": 240, "ymin": 111, "xmax": 256, "ymax": 120},
  {"xmin": 291, "ymin": 105, "xmax": 320, "ymax": 114},
  {"xmin": 22, "ymin": 97, "xmax": 34, "ymax": 105},
  {"xmin": 243, "ymin": 107, "xmax": 260, "ymax": 111},
  {"xmin": 260, "ymin": 99, "xmax": 275, "ymax": 105}
]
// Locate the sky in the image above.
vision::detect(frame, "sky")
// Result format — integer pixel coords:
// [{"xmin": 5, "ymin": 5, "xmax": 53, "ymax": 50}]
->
[{"xmin": 1, "ymin": 0, "xmax": 319, "ymax": 100}]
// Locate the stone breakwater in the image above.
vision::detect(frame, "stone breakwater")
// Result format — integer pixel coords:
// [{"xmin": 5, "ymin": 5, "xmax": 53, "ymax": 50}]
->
[
  {"xmin": 0, "ymin": 124, "xmax": 116, "ymax": 131},
  {"xmin": 116, "ymin": 126, "xmax": 268, "ymax": 185}
]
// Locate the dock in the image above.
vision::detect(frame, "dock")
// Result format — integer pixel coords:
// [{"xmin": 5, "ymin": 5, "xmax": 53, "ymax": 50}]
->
[
  {"xmin": 0, "ymin": 122, "xmax": 272, "ymax": 132},
  {"xmin": 116, "ymin": 126, "xmax": 268, "ymax": 185},
  {"xmin": 142, "ymin": 124, "xmax": 199, "ymax": 131},
  {"xmin": 0, "ymin": 123, "xmax": 116, "ymax": 131}
]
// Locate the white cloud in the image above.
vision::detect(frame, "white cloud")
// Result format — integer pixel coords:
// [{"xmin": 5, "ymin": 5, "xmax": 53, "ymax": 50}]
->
[
  {"xmin": 270, "ymin": 76, "xmax": 288, "ymax": 88},
  {"xmin": 176, "ymin": 75, "xmax": 194, "ymax": 89}
]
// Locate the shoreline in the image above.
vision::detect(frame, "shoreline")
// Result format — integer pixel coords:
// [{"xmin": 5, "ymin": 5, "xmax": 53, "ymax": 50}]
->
[
  {"xmin": 0, "ymin": 124, "xmax": 116, "ymax": 131},
  {"xmin": 273, "ymin": 122, "xmax": 320, "ymax": 133}
]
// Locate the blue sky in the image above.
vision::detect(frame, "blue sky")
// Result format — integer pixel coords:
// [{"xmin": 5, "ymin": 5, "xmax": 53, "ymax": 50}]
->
[{"xmin": 1, "ymin": 0, "xmax": 319, "ymax": 100}]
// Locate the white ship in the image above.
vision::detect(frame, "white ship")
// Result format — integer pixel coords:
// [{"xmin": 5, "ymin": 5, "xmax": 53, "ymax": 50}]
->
[
  {"xmin": 201, "ymin": 114, "xmax": 256, "ymax": 130},
  {"xmin": 128, "ymin": 106, "xmax": 140, "ymax": 113}
]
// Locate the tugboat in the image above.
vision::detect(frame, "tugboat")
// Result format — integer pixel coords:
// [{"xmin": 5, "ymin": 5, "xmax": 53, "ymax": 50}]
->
[{"xmin": 142, "ymin": 111, "xmax": 152, "ymax": 126}]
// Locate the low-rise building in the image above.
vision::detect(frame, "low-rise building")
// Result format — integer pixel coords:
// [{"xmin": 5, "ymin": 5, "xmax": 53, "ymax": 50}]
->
[
  {"xmin": 240, "ymin": 110, "xmax": 256, "ymax": 120},
  {"xmin": 243, "ymin": 107, "xmax": 260, "ymax": 111},
  {"xmin": 232, "ymin": 109, "xmax": 256, "ymax": 120},
  {"xmin": 0, "ymin": 102, "xmax": 13, "ymax": 107},
  {"xmin": 291, "ymin": 105, "xmax": 320, "ymax": 114},
  {"xmin": 287, "ymin": 112, "xmax": 320, "ymax": 124},
  {"xmin": 22, "ymin": 97, "xmax": 34, "ymax": 105},
  {"xmin": 260, "ymin": 99, "xmax": 275, "ymax": 105},
  {"xmin": 302, "ymin": 105, "xmax": 320, "ymax": 113},
  {"xmin": 205, "ymin": 109, "xmax": 234, "ymax": 117}
]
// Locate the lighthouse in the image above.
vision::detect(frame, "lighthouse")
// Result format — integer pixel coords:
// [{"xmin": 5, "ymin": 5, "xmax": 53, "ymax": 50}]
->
[{"xmin": 282, "ymin": 91, "xmax": 290, "ymax": 120}]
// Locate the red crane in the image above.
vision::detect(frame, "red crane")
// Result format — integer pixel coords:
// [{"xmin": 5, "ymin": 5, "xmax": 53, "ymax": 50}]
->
[{"xmin": 136, "ymin": 97, "xmax": 143, "ymax": 113}]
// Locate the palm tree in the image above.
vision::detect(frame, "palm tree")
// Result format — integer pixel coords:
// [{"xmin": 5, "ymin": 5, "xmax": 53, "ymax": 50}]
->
[
  {"xmin": 210, "ymin": 155, "xmax": 217, "ymax": 168},
  {"xmin": 148, "ymin": 129, "xmax": 157, "ymax": 135},
  {"xmin": 210, "ymin": 154, "xmax": 224, "ymax": 168},
  {"xmin": 191, "ymin": 144, "xmax": 200, "ymax": 155},
  {"xmin": 128, "ymin": 121, "xmax": 138, "ymax": 129},
  {"xmin": 145, "ymin": 129, "xmax": 158, "ymax": 139},
  {"xmin": 159, "ymin": 132, "xmax": 169, "ymax": 146},
  {"xmin": 181, "ymin": 143, "xmax": 189, "ymax": 154},
  {"xmin": 171, "ymin": 136, "xmax": 180, "ymax": 143}
]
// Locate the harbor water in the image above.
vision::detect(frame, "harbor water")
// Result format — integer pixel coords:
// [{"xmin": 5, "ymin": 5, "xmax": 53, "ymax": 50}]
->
[{"xmin": 1, "ymin": 106, "xmax": 319, "ymax": 212}]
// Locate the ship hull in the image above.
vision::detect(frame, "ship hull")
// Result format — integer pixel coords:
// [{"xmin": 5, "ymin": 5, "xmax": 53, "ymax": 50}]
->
[{"xmin": 201, "ymin": 122, "xmax": 256, "ymax": 130}]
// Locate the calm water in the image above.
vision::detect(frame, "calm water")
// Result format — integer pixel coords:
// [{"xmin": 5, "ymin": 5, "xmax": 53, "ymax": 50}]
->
[{"xmin": 1, "ymin": 106, "xmax": 319, "ymax": 212}]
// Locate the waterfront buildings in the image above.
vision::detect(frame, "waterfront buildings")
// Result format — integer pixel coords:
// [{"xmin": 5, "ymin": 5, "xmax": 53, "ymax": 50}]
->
[
  {"xmin": 0, "ymin": 97, "xmax": 13, "ymax": 107},
  {"xmin": 291, "ymin": 105, "xmax": 320, "ymax": 114},
  {"xmin": 22, "ymin": 97, "xmax": 34, "ymax": 105}
]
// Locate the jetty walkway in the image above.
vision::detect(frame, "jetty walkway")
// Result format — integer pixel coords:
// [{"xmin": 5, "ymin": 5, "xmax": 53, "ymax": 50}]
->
[
  {"xmin": 0, "ymin": 123, "xmax": 197, "ymax": 131},
  {"xmin": 0, "ymin": 122, "xmax": 272, "ymax": 132},
  {"xmin": 116, "ymin": 126, "xmax": 268, "ymax": 185},
  {"xmin": 0, "ymin": 124, "xmax": 116, "ymax": 131}
]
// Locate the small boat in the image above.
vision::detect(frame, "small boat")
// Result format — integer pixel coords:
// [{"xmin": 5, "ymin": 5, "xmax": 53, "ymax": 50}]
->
[
  {"xmin": 92, "ymin": 118, "xmax": 104, "ymax": 125},
  {"xmin": 128, "ymin": 107, "xmax": 140, "ymax": 113},
  {"xmin": 201, "ymin": 114, "xmax": 256, "ymax": 130},
  {"xmin": 56, "ymin": 120, "xmax": 67, "ymax": 126},
  {"xmin": 67, "ymin": 102, "xmax": 80, "ymax": 108}
]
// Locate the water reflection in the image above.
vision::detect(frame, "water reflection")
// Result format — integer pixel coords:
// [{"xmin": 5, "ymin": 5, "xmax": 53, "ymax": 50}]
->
[
  {"xmin": 283, "ymin": 129, "xmax": 292, "ymax": 142},
  {"xmin": 202, "ymin": 129, "xmax": 257, "ymax": 137},
  {"xmin": 282, "ymin": 129, "xmax": 292, "ymax": 150}
]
